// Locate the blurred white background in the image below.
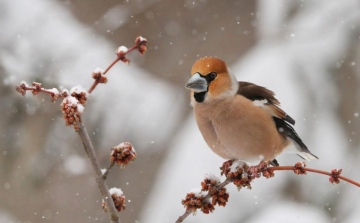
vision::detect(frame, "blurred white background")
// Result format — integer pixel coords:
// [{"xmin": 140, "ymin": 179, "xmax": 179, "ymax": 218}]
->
[{"xmin": 0, "ymin": 0, "xmax": 360, "ymax": 222}]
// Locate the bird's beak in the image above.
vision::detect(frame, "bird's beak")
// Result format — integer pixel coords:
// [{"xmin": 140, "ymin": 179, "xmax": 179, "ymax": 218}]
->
[{"xmin": 185, "ymin": 73, "xmax": 208, "ymax": 93}]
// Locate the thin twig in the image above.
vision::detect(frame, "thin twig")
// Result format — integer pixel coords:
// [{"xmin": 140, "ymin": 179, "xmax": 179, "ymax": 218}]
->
[
  {"xmin": 22, "ymin": 86, "xmax": 64, "ymax": 97},
  {"xmin": 77, "ymin": 122, "xmax": 120, "ymax": 223},
  {"xmin": 268, "ymin": 166, "xmax": 360, "ymax": 187},
  {"xmin": 103, "ymin": 161, "xmax": 116, "ymax": 180},
  {"xmin": 176, "ymin": 163, "xmax": 360, "ymax": 223},
  {"xmin": 175, "ymin": 178, "xmax": 232, "ymax": 223},
  {"xmin": 88, "ymin": 80, "xmax": 100, "ymax": 95},
  {"xmin": 15, "ymin": 36, "xmax": 147, "ymax": 222},
  {"xmin": 88, "ymin": 45, "xmax": 141, "ymax": 94}
]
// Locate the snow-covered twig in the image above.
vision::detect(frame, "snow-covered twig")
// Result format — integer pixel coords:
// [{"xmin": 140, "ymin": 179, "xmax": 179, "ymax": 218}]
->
[
  {"xmin": 15, "ymin": 36, "xmax": 145, "ymax": 223},
  {"xmin": 15, "ymin": 82, "xmax": 65, "ymax": 101},
  {"xmin": 176, "ymin": 160, "xmax": 360, "ymax": 223},
  {"xmin": 176, "ymin": 178, "xmax": 231, "ymax": 223},
  {"xmin": 88, "ymin": 36, "xmax": 147, "ymax": 94}
]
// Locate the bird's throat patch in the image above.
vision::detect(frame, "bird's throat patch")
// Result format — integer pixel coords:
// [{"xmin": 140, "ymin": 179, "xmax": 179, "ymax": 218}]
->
[
  {"xmin": 191, "ymin": 72, "xmax": 217, "ymax": 103},
  {"xmin": 194, "ymin": 92, "xmax": 207, "ymax": 103}
]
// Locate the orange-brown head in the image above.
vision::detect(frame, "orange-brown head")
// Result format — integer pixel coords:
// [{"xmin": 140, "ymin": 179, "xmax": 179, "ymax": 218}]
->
[{"xmin": 185, "ymin": 57, "xmax": 238, "ymax": 103}]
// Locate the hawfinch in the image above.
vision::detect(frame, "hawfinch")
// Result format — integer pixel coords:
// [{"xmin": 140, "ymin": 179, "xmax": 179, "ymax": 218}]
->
[{"xmin": 185, "ymin": 57, "xmax": 318, "ymax": 166}]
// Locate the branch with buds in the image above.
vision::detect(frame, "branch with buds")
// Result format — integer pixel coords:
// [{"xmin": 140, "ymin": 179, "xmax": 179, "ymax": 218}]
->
[
  {"xmin": 176, "ymin": 160, "xmax": 360, "ymax": 223},
  {"xmin": 15, "ymin": 36, "xmax": 147, "ymax": 131},
  {"xmin": 15, "ymin": 36, "xmax": 146, "ymax": 223}
]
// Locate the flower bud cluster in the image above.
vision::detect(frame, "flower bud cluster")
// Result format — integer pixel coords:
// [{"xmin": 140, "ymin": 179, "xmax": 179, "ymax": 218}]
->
[
  {"xmin": 110, "ymin": 142, "xmax": 137, "ymax": 168},
  {"xmin": 212, "ymin": 188, "xmax": 229, "ymax": 207},
  {"xmin": 15, "ymin": 81, "xmax": 28, "ymax": 96},
  {"xmin": 114, "ymin": 36, "xmax": 147, "ymax": 65},
  {"xmin": 329, "ymin": 169, "xmax": 342, "ymax": 184},
  {"xmin": 201, "ymin": 174, "xmax": 220, "ymax": 191},
  {"xmin": 102, "ymin": 188, "xmax": 125, "ymax": 213},
  {"xmin": 16, "ymin": 81, "xmax": 86, "ymax": 130},
  {"xmin": 221, "ymin": 160, "xmax": 254, "ymax": 190},
  {"xmin": 116, "ymin": 46, "xmax": 130, "ymax": 64},
  {"xmin": 48, "ymin": 88, "xmax": 60, "ymax": 102},
  {"xmin": 92, "ymin": 68, "xmax": 108, "ymax": 84},
  {"xmin": 60, "ymin": 96, "xmax": 84, "ymax": 130},
  {"xmin": 250, "ymin": 161, "xmax": 274, "ymax": 179},
  {"xmin": 135, "ymin": 36, "xmax": 147, "ymax": 55},
  {"xmin": 293, "ymin": 162, "xmax": 307, "ymax": 175},
  {"xmin": 31, "ymin": 82, "xmax": 42, "ymax": 95},
  {"xmin": 182, "ymin": 189, "xmax": 214, "ymax": 214},
  {"xmin": 70, "ymin": 85, "xmax": 89, "ymax": 105},
  {"xmin": 200, "ymin": 174, "xmax": 229, "ymax": 207}
]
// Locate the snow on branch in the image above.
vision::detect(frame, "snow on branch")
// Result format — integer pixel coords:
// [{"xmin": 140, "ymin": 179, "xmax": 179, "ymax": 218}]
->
[
  {"xmin": 15, "ymin": 36, "xmax": 147, "ymax": 131},
  {"xmin": 88, "ymin": 36, "xmax": 147, "ymax": 94},
  {"xmin": 175, "ymin": 160, "xmax": 360, "ymax": 223},
  {"xmin": 15, "ymin": 36, "xmax": 147, "ymax": 223}
]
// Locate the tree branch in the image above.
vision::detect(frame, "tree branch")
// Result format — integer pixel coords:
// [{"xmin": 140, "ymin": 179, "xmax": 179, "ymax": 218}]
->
[
  {"xmin": 103, "ymin": 161, "xmax": 116, "ymax": 180},
  {"xmin": 88, "ymin": 38, "xmax": 147, "ymax": 94},
  {"xmin": 15, "ymin": 36, "xmax": 146, "ymax": 222},
  {"xmin": 268, "ymin": 166, "xmax": 360, "ymax": 187},
  {"xmin": 176, "ymin": 161, "xmax": 360, "ymax": 223},
  {"xmin": 77, "ymin": 122, "xmax": 120, "ymax": 223},
  {"xmin": 175, "ymin": 178, "xmax": 232, "ymax": 223}
]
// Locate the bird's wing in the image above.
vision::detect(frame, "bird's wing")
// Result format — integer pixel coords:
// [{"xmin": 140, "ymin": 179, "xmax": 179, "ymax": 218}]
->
[
  {"xmin": 273, "ymin": 117, "xmax": 318, "ymax": 160},
  {"xmin": 237, "ymin": 81, "xmax": 318, "ymax": 161},
  {"xmin": 237, "ymin": 81, "xmax": 295, "ymax": 125}
]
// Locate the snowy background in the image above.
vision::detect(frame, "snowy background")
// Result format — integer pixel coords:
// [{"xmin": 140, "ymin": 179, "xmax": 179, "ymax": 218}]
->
[{"xmin": 0, "ymin": 0, "xmax": 360, "ymax": 222}]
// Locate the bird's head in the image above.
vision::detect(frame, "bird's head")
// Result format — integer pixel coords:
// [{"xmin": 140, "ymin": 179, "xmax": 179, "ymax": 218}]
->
[{"xmin": 185, "ymin": 57, "xmax": 238, "ymax": 103}]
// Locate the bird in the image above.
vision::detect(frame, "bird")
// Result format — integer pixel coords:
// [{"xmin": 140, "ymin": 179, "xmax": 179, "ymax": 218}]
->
[{"xmin": 185, "ymin": 57, "xmax": 318, "ymax": 166}]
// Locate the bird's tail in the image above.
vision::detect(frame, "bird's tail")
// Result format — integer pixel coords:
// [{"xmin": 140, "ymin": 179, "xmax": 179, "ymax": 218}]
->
[
  {"xmin": 273, "ymin": 117, "xmax": 319, "ymax": 161},
  {"xmin": 296, "ymin": 151, "xmax": 319, "ymax": 161},
  {"xmin": 288, "ymin": 138, "xmax": 319, "ymax": 161}
]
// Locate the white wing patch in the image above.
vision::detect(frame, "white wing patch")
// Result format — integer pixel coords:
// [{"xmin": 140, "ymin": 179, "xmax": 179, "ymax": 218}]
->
[{"xmin": 253, "ymin": 99, "xmax": 268, "ymax": 107}]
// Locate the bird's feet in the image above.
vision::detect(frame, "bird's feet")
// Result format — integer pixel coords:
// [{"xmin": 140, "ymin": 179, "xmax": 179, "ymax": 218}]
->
[
  {"xmin": 220, "ymin": 159, "xmax": 248, "ymax": 176},
  {"xmin": 221, "ymin": 159, "xmax": 274, "ymax": 180},
  {"xmin": 248, "ymin": 160, "xmax": 274, "ymax": 179},
  {"xmin": 220, "ymin": 159, "xmax": 234, "ymax": 176},
  {"xmin": 220, "ymin": 160, "xmax": 252, "ymax": 190},
  {"xmin": 270, "ymin": 159, "xmax": 280, "ymax": 167}
]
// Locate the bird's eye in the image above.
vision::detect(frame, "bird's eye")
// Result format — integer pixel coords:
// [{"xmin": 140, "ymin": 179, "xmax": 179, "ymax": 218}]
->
[{"xmin": 209, "ymin": 72, "xmax": 217, "ymax": 79}]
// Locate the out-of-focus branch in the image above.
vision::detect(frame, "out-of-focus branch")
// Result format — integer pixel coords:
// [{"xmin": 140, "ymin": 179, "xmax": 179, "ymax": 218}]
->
[
  {"xmin": 103, "ymin": 161, "xmax": 116, "ymax": 180},
  {"xmin": 21, "ymin": 86, "xmax": 64, "ymax": 97},
  {"xmin": 176, "ymin": 161, "xmax": 360, "ymax": 223},
  {"xmin": 15, "ymin": 82, "xmax": 65, "ymax": 102},
  {"xmin": 88, "ymin": 37, "xmax": 147, "ymax": 94},
  {"xmin": 77, "ymin": 122, "xmax": 120, "ymax": 223},
  {"xmin": 15, "ymin": 36, "xmax": 145, "ymax": 223}
]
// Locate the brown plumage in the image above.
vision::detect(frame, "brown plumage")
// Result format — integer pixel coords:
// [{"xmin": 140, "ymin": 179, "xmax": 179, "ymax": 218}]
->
[
  {"xmin": 237, "ymin": 81, "xmax": 280, "ymax": 105},
  {"xmin": 237, "ymin": 82, "xmax": 295, "ymax": 125},
  {"xmin": 186, "ymin": 57, "xmax": 318, "ymax": 164}
]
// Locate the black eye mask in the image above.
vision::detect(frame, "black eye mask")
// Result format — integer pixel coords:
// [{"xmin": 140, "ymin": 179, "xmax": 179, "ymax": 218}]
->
[{"xmin": 193, "ymin": 72, "xmax": 217, "ymax": 103}]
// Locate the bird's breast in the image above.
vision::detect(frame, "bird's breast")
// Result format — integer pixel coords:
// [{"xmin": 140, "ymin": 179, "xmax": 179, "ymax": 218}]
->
[{"xmin": 194, "ymin": 96, "xmax": 284, "ymax": 162}]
